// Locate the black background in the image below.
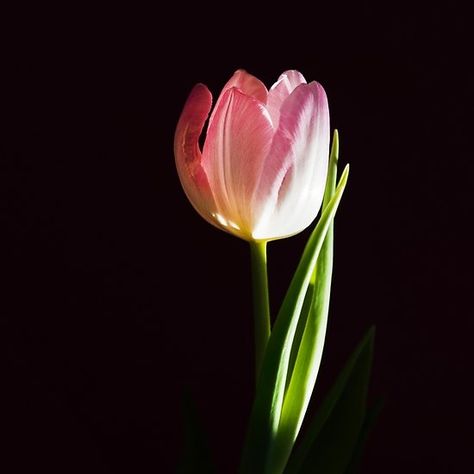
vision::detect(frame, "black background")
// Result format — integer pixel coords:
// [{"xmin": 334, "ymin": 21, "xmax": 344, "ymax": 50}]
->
[{"xmin": 2, "ymin": 1, "xmax": 472, "ymax": 473}]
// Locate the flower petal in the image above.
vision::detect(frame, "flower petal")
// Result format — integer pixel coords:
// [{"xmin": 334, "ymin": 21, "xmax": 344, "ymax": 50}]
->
[
  {"xmin": 202, "ymin": 87, "xmax": 274, "ymax": 238},
  {"xmin": 226, "ymin": 69, "xmax": 268, "ymax": 102},
  {"xmin": 174, "ymin": 84, "xmax": 219, "ymax": 227},
  {"xmin": 208, "ymin": 69, "xmax": 268, "ymax": 129},
  {"xmin": 252, "ymin": 81, "xmax": 330, "ymax": 240},
  {"xmin": 267, "ymin": 70, "xmax": 307, "ymax": 127}
]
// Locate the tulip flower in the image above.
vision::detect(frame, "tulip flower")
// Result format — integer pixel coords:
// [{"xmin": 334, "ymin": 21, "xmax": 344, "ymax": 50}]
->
[
  {"xmin": 174, "ymin": 71, "xmax": 360, "ymax": 474},
  {"xmin": 174, "ymin": 69, "xmax": 330, "ymax": 242},
  {"xmin": 175, "ymin": 69, "xmax": 335, "ymax": 418}
]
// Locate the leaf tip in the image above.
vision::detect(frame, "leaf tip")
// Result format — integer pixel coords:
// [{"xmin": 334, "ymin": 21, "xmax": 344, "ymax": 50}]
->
[
  {"xmin": 330, "ymin": 129, "xmax": 339, "ymax": 164},
  {"xmin": 361, "ymin": 325, "xmax": 375, "ymax": 342},
  {"xmin": 340, "ymin": 163, "xmax": 350, "ymax": 183}
]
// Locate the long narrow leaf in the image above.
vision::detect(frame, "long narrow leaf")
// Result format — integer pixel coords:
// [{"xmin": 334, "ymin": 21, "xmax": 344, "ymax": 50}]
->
[
  {"xmin": 268, "ymin": 131, "xmax": 340, "ymax": 472},
  {"xmin": 284, "ymin": 283, "xmax": 314, "ymax": 395},
  {"xmin": 284, "ymin": 327, "xmax": 375, "ymax": 474},
  {"xmin": 285, "ymin": 130, "xmax": 339, "ymax": 394},
  {"xmin": 344, "ymin": 398, "xmax": 384, "ymax": 474},
  {"xmin": 240, "ymin": 163, "xmax": 349, "ymax": 474},
  {"xmin": 177, "ymin": 389, "xmax": 215, "ymax": 474}
]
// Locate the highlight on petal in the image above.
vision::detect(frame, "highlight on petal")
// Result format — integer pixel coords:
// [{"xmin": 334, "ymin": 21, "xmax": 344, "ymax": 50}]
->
[
  {"xmin": 208, "ymin": 69, "xmax": 268, "ymax": 129},
  {"xmin": 202, "ymin": 86, "xmax": 274, "ymax": 239},
  {"xmin": 252, "ymin": 81, "xmax": 330, "ymax": 240},
  {"xmin": 267, "ymin": 70, "xmax": 307, "ymax": 126},
  {"xmin": 174, "ymin": 84, "xmax": 219, "ymax": 227}
]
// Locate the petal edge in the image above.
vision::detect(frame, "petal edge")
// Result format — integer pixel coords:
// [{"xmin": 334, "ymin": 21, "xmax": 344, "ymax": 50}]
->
[{"xmin": 174, "ymin": 84, "xmax": 219, "ymax": 226}]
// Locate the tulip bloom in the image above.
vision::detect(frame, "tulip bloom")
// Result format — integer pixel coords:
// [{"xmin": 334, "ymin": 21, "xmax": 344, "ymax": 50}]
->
[{"xmin": 174, "ymin": 69, "xmax": 330, "ymax": 241}]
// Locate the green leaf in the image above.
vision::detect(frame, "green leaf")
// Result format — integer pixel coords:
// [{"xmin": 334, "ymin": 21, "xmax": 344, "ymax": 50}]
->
[
  {"xmin": 268, "ymin": 130, "xmax": 340, "ymax": 472},
  {"xmin": 344, "ymin": 398, "xmax": 384, "ymax": 474},
  {"xmin": 177, "ymin": 389, "xmax": 215, "ymax": 474},
  {"xmin": 240, "ymin": 161, "xmax": 350, "ymax": 474},
  {"xmin": 285, "ymin": 130, "xmax": 340, "ymax": 393},
  {"xmin": 284, "ymin": 327, "xmax": 375, "ymax": 474},
  {"xmin": 284, "ymin": 282, "xmax": 314, "ymax": 395}
]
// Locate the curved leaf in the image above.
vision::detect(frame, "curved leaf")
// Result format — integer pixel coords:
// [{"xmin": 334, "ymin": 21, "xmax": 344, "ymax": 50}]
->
[
  {"xmin": 177, "ymin": 389, "xmax": 215, "ymax": 474},
  {"xmin": 344, "ymin": 398, "xmax": 384, "ymax": 474},
  {"xmin": 268, "ymin": 130, "xmax": 340, "ymax": 472},
  {"xmin": 240, "ymin": 161, "xmax": 349, "ymax": 474},
  {"xmin": 284, "ymin": 327, "xmax": 375, "ymax": 474}
]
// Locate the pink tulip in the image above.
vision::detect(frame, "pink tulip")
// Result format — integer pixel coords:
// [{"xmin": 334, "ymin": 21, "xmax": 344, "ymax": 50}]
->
[{"xmin": 174, "ymin": 69, "xmax": 330, "ymax": 241}]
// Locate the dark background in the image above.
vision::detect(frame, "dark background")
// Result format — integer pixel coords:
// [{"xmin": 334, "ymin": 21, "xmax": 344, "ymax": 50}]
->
[{"xmin": 2, "ymin": 1, "xmax": 472, "ymax": 472}]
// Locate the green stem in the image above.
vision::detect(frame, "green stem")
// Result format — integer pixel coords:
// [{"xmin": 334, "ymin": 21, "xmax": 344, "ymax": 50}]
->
[{"xmin": 250, "ymin": 240, "xmax": 271, "ymax": 380}]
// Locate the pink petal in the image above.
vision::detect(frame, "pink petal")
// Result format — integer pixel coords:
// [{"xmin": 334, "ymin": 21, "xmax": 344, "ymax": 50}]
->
[
  {"xmin": 267, "ymin": 70, "xmax": 307, "ymax": 127},
  {"xmin": 226, "ymin": 69, "xmax": 268, "ymax": 102},
  {"xmin": 174, "ymin": 83, "xmax": 219, "ymax": 226},
  {"xmin": 202, "ymin": 87, "xmax": 274, "ymax": 236},
  {"xmin": 252, "ymin": 81, "xmax": 330, "ymax": 240},
  {"xmin": 208, "ymin": 69, "xmax": 268, "ymax": 130}
]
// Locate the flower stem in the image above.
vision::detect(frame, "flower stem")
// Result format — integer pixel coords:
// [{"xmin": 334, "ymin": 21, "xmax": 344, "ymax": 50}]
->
[{"xmin": 250, "ymin": 240, "xmax": 271, "ymax": 380}]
